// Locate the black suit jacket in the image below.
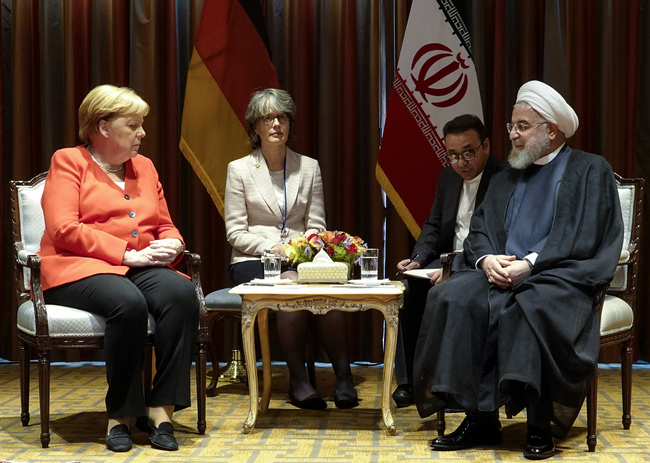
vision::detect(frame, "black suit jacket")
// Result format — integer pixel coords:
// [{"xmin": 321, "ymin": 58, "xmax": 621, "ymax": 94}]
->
[{"xmin": 412, "ymin": 155, "xmax": 505, "ymax": 268}]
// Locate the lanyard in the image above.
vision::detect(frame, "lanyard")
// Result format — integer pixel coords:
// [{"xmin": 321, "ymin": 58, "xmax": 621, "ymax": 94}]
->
[{"xmin": 281, "ymin": 157, "xmax": 288, "ymax": 238}]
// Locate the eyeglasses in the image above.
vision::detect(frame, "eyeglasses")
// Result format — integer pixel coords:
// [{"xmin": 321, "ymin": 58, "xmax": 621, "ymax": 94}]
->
[
  {"xmin": 506, "ymin": 121, "xmax": 548, "ymax": 134},
  {"xmin": 445, "ymin": 141, "xmax": 485, "ymax": 163},
  {"xmin": 261, "ymin": 114, "xmax": 289, "ymax": 125}
]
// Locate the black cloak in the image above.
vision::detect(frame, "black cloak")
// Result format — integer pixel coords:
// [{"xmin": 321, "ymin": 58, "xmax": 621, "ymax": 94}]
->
[{"xmin": 413, "ymin": 146, "xmax": 623, "ymax": 437}]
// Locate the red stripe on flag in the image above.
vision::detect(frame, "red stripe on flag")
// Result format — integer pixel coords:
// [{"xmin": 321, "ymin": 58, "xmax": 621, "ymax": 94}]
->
[
  {"xmin": 379, "ymin": 86, "xmax": 445, "ymax": 231},
  {"xmin": 194, "ymin": 0, "xmax": 278, "ymax": 127}
]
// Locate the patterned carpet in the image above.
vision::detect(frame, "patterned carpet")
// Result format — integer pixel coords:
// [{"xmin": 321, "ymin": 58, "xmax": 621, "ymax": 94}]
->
[{"xmin": 0, "ymin": 360, "xmax": 648, "ymax": 462}]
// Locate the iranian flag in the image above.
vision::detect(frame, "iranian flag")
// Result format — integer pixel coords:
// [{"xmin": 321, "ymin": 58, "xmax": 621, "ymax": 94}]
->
[{"xmin": 376, "ymin": 0, "xmax": 483, "ymax": 238}]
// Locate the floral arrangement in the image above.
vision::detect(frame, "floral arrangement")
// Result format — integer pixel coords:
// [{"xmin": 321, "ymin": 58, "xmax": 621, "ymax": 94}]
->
[{"xmin": 283, "ymin": 230, "xmax": 366, "ymax": 266}]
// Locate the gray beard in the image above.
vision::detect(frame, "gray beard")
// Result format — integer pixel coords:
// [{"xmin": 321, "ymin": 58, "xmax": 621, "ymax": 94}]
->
[{"xmin": 508, "ymin": 135, "xmax": 551, "ymax": 170}]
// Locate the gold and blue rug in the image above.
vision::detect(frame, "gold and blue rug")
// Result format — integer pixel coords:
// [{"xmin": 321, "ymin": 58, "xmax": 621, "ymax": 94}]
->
[{"xmin": 0, "ymin": 361, "xmax": 648, "ymax": 462}]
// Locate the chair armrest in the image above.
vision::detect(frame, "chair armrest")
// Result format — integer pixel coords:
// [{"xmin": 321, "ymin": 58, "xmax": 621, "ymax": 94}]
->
[
  {"xmin": 17, "ymin": 249, "xmax": 40, "ymax": 268},
  {"xmin": 179, "ymin": 251, "xmax": 201, "ymax": 268},
  {"xmin": 14, "ymin": 248, "xmax": 50, "ymax": 337},
  {"xmin": 17, "ymin": 249, "xmax": 32, "ymax": 266},
  {"xmin": 619, "ymin": 249, "xmax": 630, "ymax": 264},
  {"xmin": 440, "ymin": 252, "xmax": 460, "ymax": 282},
  {"xmin": 595, "ymin": 285, "xmax": 608, "ymax": 319}
]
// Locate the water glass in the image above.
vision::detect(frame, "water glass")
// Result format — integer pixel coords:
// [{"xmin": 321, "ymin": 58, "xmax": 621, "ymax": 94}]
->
[
  {"xmin": 360, "ymin": 248, "xmax": 379, "ymax": 281},
  {"xmin": 262, "ymin": 249, "xmax": 282, "ymax": 279}
]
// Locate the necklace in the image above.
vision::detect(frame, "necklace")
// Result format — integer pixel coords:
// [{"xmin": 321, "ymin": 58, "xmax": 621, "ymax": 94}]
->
[{"xmin": 87, "ymin": 145, "xmax": 124, "ymax": 173}]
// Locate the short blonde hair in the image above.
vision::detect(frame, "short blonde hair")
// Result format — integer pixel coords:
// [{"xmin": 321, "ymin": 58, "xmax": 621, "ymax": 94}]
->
[
  {"xmin": 78, "ymin": 85, "xmax": 150, "ymax": 143},
  {"xmin": 245, "ymin": 88, "xmax": 296, "ymax": 149}
]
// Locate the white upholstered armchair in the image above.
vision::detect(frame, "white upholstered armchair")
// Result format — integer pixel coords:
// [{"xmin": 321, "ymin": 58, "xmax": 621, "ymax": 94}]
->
[
  {"xmin": 10, "ymin": 172, "xmax": 208, "ymax": 448},
  {"xmin": 585, "ymin": 173, "xmax": 644, "ymax": 451}
]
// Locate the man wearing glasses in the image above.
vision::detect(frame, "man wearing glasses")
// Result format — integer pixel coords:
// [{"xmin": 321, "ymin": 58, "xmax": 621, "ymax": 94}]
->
[
  {"xmin": 414, "ymin": 81, "xmax": 623, "ymax": 459},
  {"xmin": 393, "ymin": 114, "xmax": 505, "ymax": 408}
]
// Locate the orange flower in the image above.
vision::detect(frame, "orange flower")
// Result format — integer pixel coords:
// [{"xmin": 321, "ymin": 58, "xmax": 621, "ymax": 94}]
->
[
  {"xmin": 283, "ymin": 229, "xmax": 366, "ymax": 265},
  {"xmin": 321, "ymin": 230, "xmax": 335, "ymax": 243}
]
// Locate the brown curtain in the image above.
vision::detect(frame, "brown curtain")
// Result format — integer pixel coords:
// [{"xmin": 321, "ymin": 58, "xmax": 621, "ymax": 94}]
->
[
  {"xmin": 464, "ymin": 0, "xmax": 645, "ymax": 361},
  {"xmin": 2, "ymin": 0, "xmax": 650, "ymax": 363}
]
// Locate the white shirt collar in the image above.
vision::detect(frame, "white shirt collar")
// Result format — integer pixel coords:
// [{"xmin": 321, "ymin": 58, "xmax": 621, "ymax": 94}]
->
[
  {"xmin": 534, "ymin": 142, "xmax": 565, "ymax": 165},
  {"xmin": 464, "ymin": 170, "xmax": 483, "ymax": 186},
  {"xmin": 453, "ymin": 171, "xmax": 484, "ymax": 252}
]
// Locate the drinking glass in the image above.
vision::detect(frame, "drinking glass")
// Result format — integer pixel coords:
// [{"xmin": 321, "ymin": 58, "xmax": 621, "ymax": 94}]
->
[
  {"xmin": 262, "ymin": 249, "xmax": 282, "ymax": 279},
  {"xmin": 360, "ymin": 248, "xmax": 379, "ymax": 281}
]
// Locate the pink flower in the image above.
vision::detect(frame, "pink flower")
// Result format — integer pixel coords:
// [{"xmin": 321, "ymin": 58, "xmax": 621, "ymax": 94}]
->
[{"xmin": 308, "ymin": 234, "xmax": 324, "ymax": 249}]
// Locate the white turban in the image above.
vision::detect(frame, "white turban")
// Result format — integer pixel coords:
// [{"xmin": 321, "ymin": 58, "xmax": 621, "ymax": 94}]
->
[{"xmin": 516, "ymin": 80, "xmax": 579, "ymax": 138}]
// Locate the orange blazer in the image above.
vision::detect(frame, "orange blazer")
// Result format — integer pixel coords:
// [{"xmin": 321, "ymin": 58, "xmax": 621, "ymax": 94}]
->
[{"xmin": 38, "ymin": 146, "xmax": 184, "ymax": 291}]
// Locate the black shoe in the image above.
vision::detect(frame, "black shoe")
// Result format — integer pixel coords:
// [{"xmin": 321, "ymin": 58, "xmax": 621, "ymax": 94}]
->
[
  {"xmin": 106, "ymin": 424, "xmax": 132, "ymax": 452},
  {"xmin": 392, "ymin": 385, "xmax": 414, "ymax": 408},
  {"xmin": 136, "ymin": 416, "xmax": 178, "ymax": 451},
  {"xmin": 524, "ymin": 426, "xmax": 556, "ymax": 460},
  {"xmin": 429, "ymin": 414, "xmax": 503, "ymax": 451},
  {"xmin": 288, "ymin": 389, "xmax": 327, "ymax": 410},
  {"xmin": 334, "ymin": 388, "xmax": 359, "ymax": 409}
]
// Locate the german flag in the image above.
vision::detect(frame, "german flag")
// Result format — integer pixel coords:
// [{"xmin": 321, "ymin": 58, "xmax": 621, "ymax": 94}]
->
[{"xmin": 180, "ymin": 0, "xmax": 279, "ymax": 217}]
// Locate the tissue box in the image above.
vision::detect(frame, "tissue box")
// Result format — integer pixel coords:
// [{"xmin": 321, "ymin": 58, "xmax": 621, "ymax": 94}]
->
[{"xmin": 297, "ymin": 262, "xmax": 350, "ymax": 283}]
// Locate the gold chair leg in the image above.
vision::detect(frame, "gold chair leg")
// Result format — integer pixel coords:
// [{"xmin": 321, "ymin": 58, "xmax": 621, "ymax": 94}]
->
[{"xmin": 219, "ymin": 349, "xmax": 247, "ymax": 383}]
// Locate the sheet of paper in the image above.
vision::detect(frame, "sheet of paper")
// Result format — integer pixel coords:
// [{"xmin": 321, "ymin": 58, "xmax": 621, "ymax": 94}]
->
[
  {"xmin": 348, "ymin": 279, "xmax": 390, "ymax": 286},
  {"xmin": 402, "ymin": 269, "xmax": 437, "ymax": 280}
]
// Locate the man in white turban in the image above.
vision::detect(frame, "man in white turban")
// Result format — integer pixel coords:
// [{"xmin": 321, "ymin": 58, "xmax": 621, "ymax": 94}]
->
[
  {"xmin": 516, "ymin": 80, "xmax": 579, "ymax": 137},
  {"xmin": 413, "ymin": 81, "xmax": 623, "ymax": 459},
  {"xmin": 508, "ymin": 80, "xmax": 579, "ymax": 170}
]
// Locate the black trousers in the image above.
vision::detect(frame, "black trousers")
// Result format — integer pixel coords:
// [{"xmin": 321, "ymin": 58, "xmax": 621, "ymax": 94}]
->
[
  {"xmin": 230, "ymin": 260, "xmax": 265, "ymax": 284},
  {"xmin": 229, "ymin": 260, "xmax": 296, "ymax": 285},
  {"xmin": 395, "ymin": 264, "xmax": 439, "ymax": 386},
  {"xmin": 44, "ymin": 267, "xmax": 199, "ymax": 419}
]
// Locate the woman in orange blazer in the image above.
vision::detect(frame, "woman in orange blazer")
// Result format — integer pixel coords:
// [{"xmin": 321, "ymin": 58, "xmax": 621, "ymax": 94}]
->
[{"xmin": 39, "ymin": 85, "xmax": 198, "ymax": 453}]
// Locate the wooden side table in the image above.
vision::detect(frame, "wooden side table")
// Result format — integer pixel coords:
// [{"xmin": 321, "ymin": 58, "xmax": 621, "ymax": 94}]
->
[{"xmin": 230, "ymin": 282, "xmax": 405, "ymax": 435}]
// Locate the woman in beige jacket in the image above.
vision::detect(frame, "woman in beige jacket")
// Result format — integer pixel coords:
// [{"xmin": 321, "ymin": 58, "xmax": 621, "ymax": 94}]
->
[{"xmin": 224, "ymin": 89, "xmax": 358, "ymax": 410}]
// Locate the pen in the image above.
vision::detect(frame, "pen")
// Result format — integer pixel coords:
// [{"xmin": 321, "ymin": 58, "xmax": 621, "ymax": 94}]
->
[{"xmin": 396, "ymin": 253, "xmax": 419, "ymax": 275}]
